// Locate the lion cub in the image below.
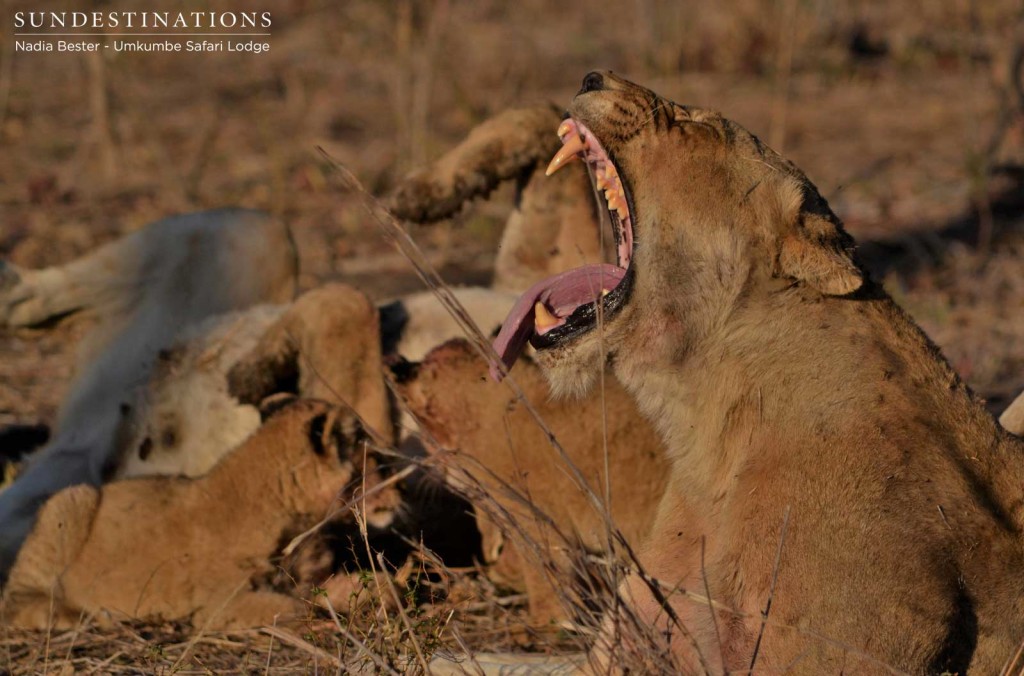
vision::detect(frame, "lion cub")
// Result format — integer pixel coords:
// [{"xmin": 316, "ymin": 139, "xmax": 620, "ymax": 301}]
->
[
  {"xmin": 398, "ymin": 339, "xmax": 666, "ymax": 627},
  {"xmin": 1, "ymin": 400, "xmax": 396, "ymax": 630}
]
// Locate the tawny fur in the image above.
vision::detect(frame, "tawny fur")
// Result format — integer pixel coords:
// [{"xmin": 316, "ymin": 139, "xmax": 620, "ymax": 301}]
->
[
  {"xmin": 1, "ymin": 400, "xmax": 398, "ymax": 630},
  {"xmin": 389, "ymin": 105, "xmax": 608, "ymax": 292},
  {"xmin": 225, "ymin": 283, "xmax": 394, "ymax": 445},
  {"xmin": 0, "ymin": 104, "xmax": 614, "ymax": 609},
  {"xmin": 388, "ymin": 105, "xmax": 566, "ymax": 224},
  {"xmin": 0, "ymin": 209, "xmax": 297, "ymax": 575},
  {"xmin": 0, "ymin": 103, "xmax": 602, "ymax": 575},
  {"xmin": 399, "ymin": 339, "xmax": 666, "ymax": 627},
  {"xmin": 119, "ymin": 283, "xmax": 395, "ymax": 478},
  {"xmin": 530, "ymin": 72, "xmax": 1024, "ymax": 673},
  {"xmin": 116, "ymin": 283, "xmax": 514, "ymax": 481}
]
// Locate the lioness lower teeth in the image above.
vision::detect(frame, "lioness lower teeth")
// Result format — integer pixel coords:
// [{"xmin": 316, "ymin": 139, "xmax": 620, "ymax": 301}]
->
[{"xmin": 534, "ymin": 302, "xmax": 560, "ymax": 330}]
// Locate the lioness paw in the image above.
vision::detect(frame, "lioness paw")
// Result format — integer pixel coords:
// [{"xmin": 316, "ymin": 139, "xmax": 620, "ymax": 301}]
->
[{"xmin": 0, "ymin": 261, "xmax": 37, "ymax": 327}]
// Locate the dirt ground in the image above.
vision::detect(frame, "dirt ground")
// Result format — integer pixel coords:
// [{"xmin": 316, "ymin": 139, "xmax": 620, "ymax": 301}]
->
[{"xmin": 2, "ymin": 0, "xmax": 1024, "ymax": 671}]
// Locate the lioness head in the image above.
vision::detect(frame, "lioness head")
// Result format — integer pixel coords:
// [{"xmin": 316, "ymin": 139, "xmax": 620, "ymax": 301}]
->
[{"xmin": 492, "ymin": 71, "xmax": 864, "ymax": 395}]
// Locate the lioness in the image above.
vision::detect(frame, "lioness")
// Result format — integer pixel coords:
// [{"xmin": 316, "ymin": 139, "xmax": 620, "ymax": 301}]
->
[
  {"xmin": 0, "ymin": 209, "xmax": 296, "ymax": 575},
  {"xmin": 492, "ymin": 72, "xmax": 1024, "ymax": 673},
  {"xmin": 1, "ymin": 399, "xmax": 398, "ymax": 630},
  {"xmin": 0, "ymin": 105, "xmax": 590, "ymax": 578},
  {"xmin": 117, "ymin": 283, "xmax": 396, "ymax": 479}
]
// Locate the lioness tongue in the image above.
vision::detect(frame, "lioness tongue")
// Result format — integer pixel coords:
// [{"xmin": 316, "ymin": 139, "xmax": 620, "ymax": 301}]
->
[{"xmin": 490, "ymin": 264, "xmax": 625, "ymax": 381}]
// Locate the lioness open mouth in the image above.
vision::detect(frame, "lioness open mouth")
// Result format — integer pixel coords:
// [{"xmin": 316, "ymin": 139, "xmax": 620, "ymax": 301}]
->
[{"xmin": 491, "ymin": 118, "xmax": 635, "ymax": 381}]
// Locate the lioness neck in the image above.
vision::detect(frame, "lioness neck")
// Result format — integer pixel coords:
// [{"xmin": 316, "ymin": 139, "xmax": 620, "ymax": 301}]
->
[{"xmin": 614, "ymin": 280, "xmax": 1024, "ymax": 519}]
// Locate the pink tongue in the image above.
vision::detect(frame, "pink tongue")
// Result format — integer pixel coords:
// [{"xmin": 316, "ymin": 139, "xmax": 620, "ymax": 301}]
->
[{"xmin": 490, "ymin": 264, "xmax": 625, "ymax": 381}]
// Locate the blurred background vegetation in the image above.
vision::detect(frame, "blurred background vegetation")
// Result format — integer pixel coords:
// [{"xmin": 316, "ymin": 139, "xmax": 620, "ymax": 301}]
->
[{"xmin": 1, "ymin": 0, "xmax": 1023, "ymax": 423}]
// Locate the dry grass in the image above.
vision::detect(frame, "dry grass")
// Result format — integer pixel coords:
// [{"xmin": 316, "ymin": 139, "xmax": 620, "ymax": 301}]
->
[{"xmin": 3, "ymin": 620, "xmax": 342, "ymax": 674}]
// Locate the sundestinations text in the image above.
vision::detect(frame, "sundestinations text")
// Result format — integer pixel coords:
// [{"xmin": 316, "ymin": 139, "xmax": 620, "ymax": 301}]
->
[{"xmin": 14, "ymin": 11, "xmax": 271, "ymax": 30}]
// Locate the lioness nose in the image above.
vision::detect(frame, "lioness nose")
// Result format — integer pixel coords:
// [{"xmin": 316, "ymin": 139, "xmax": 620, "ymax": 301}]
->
[{"xmin": 579, "ymin": 72, "xmax": 605, "ymax": 94}]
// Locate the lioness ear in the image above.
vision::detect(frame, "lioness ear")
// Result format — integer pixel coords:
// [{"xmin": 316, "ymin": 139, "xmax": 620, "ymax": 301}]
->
[{"xmin": 779, "ymin": 213, "xmax": 864, "ymax": 296}]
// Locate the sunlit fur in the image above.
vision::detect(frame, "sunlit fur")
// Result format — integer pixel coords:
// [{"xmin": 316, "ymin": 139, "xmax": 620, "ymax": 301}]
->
[
  {"xmin": 400, "ymin": 339, "xmax": 667, "ymax": 627},
  {"xmin": 0, "ymin": 210, "xmax": 297, "ymax": 577},
  {"xmin": 534, "ymin": 72, "xmax": 1024, "ymax": 673},
  {"xmin": 1, "ymin": 401, "xmax": 399, "ymax": 630}
]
